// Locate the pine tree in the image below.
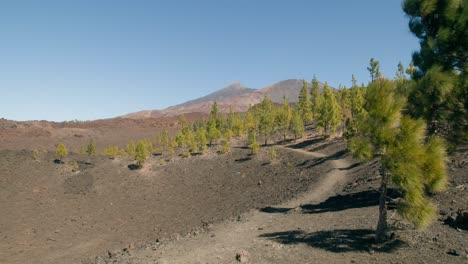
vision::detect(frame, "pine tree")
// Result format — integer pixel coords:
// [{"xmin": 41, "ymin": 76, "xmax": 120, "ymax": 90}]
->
[
  {"xmin": 244, "ymin": 106, "xmax": 258, "ymax": 132},
  {"xmin": 269, "ymin": 147, "xmax": 277, "ymax": 160},
  {"xmin": 258, "ymin": 95, "xmax": 275, "ymax": 145},
  {"xmin": 403, "ymin": 0, "xmax": 467, "ymax": 143},
  {"xmin": 350, "ymin": 75, "xmax": 365, "ymax": 119},
  {"xmin": 56, "ymin": 143, "xmax": 67, "ymax": 162},
  {"xmin": 297, "ymin": 80, "xmax": 313, "ymax": 124},
  {"xmin": 290, "ymin": 109, "xmax": 305, "ymax": 139},
  {"xmin": 126, "ymin": 140, "xmax": 136, "ymax": 158},
  {"xmin": 275, "ymin": 96, "xmax": 292, "ymax": 141},
  {"xmin": 103, "ymin": 145, "xmax": 119, "ymax": 159},
  {"xmin": 134, "ymin": 141, "xmax": 148, "ymax": 168},
  {"xmin": 348, "ymin": 78, "xmax": 448, "ymax": 242},
  {"xmin": 317, "ymin": 83, "xmax": 341, "ymax": 134},
  {"xmin": 220, "ymin": 138, "xmax": 230, "ymax": 154},
  {"xmin": 195, "ymin": 127, "xmax": 208, "ymax": 153},
  {"xmin": 86, "ymin": 140, "xmax": 96, "ymax": 157},
  {"xmin": 248, "ymin": 129, "xmax": 260, "ymax": 155},
  {"xmin": 231, "ymin": 112, "xmax": 245, "ymax": 137},
  {"xmin": 206, "ymin": 118, "xmax": 221, "ymax": 145},
  {"xmin": 160, "ymin": 128, "xmax": 170, "ymax": 149},
  {"xmin": 367, "ymin": 58, "xmax": 382, "ymax": 81},
  {"xmin": 310, "ymin": 75, "xmax": 322, "ymax": 118},
  {"xmin": 205, "ymin": 102, "xmax": 222, "ymax": 145}
]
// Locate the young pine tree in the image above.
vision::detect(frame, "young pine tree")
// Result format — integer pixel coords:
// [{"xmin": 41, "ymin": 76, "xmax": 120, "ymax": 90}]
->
[
  {"xmin": 160, "ymin": 128, "xmax": 170, "ymax": 149},
  {"xmin": 367, "ymin": 58, "xmax": 382, "ymax": 81},
  {"xmin": 317, "ymin": 83, "xmax": 342, "ymax": 135},
  {"xmin": 258, "ymin": 95, "xmax": 275, "ymax": 146},
  {"xmin": 126, "ymin": 140, "xmax": 136, "ymax": 158},
  {"xmin": 206, "ymin": 118, "xmax": 221, "ymax": 146},
  {"xmin": 297, "ymin": 80, "xmax": 313, "ymax": 124},
  {"xmin": 275, "ymin": 96, "xmax": 292, "ymax": 141},
  {"xmin": 348, "ymin": 78, "xmax": 448, "ymax": 242},
  {"xmin": 220, "ymin": 138, "xmax": 230, "ymax": 154},
  {"xmin": 310, "ymin": 75, "xmax": 322, "ymax": 118},
  {"xmin": 56, "ymin": 143, "xmax": 68, "ymax": 163},
  {"xmin": 86, "ymin": 140, "xmax": 96, "ymax": 157},
  {"xmin": 103, "ymin": 145, "xmax": 119, "ymax": 159},
  {"xmin": 195, "ymin": 127, "xmax": 208, "ymax": 153},
  {"xmin": 134, "ymin": 141, "xmax": 148, "ymax": 168},
  {"xmin": 248, "ymin": 129, "xmax": 260, "ymax": 155},
  {"xmin": 290, "ymin": 109, "xmax": 305, "ymax": 140}
]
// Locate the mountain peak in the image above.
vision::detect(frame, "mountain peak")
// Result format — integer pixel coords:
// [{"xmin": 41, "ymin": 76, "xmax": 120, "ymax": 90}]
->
[{"xmin": 171, "ymin": 82, "xmax": 255, "ymax": 108}]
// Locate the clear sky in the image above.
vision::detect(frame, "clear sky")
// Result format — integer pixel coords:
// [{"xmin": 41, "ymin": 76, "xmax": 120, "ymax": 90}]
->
[{"xmin": 0, "ymin": 0, "xmax": 419, "ymax": 121}]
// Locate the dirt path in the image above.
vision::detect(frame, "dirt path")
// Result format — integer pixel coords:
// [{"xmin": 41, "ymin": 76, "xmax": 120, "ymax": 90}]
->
[{"xmin": 104, "ymin": 144, "xmax": 354, "ymax": 264}]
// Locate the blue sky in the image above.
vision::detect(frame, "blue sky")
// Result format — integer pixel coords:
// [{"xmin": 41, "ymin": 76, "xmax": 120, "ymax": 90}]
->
[{"xmin": 0, "ymin": 0, "xmax": 418, "ymax": 121}]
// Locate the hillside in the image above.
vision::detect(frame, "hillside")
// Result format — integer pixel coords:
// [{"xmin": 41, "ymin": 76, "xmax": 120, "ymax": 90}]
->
[{"xmin": 122, "ymin": 79, "xmax": 326, "ymax": 119}]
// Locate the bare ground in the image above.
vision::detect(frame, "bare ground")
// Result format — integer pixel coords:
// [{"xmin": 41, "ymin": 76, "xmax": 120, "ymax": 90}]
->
[
  {"xmin": 0, "ymin": 130, "xmax": 466, "ymax": 264},
  {"xmin": 86, "ymin": 138, "xmax": 468, "ymax": 264}
]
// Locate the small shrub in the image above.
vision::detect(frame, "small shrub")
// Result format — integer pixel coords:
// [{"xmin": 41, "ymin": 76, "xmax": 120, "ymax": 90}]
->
[
  {"xmin": 220, "ymin": 139, "xmax": 230, "ymax": 154},
  {"xmin": 103, "ymin": 145, "xmax": 119, "ymax": 159},
  {"xmin": 71, "ymin": 161, "xmax": 79, "ymax": 172},
  {"xmin": 134, "ymin": 141, "xmax": 148, "ymax": 168},
  {"xmin": 118, "ymin": 149, "xmax": 128, "ymax": 159},
  {"xmin": 56, "ymin": 143, "xmax": 68, "ymax": 162},
  {"xmin": 33, "ymin": 149, "xmax": 40, "ymax": 160},
  {"xmin": 183, "ymin": 149, "xmax": 190, "ymax": 158},
  {"xmin": 250, "ymin": 142, "xmax": 260, "ymax": 155},
  {"xmin": 86, "ymin": 140, "xmax": 96, "ymax": 156},
  {"xmin": 269, "ymin": 147, "xmax": 277, "ymax": 160}
]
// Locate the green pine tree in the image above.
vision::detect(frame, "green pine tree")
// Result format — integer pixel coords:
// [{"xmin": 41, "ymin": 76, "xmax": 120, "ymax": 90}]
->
[
  {"xmin": 248, "ymin": 129, "xmax": 260, "ymax": 155},
  {"xmin": 310, "ymin": 75, "xmax": 322, "ymax": 118},
  {"xmin": 275, "ymin": 96, "xmax": 292, "ymax": 141},
  {"xmin": 317, "ymin": 83, "xmax": 342, "ymax": 135},
  {"xmin": 258, "ymin": 95, "xmax": 275, "ymax": 146},
  {"xmin": 348, "ymin": 78, "xmax": 448, "ymax": 242},
  {"xmin": 297, "ymin": 80, "xmax": 313, "ymax": 124},
  {"xmin": 56, "ymin": 143, "xmax": 67, "ymax": 162},
  {"xmin": 367, "ymin": 58, "xmax": 382, "ymax": 81},
  {"xmin": 195, "ymin": 127, "xmax": 208, "ymax": 153},
  {"xmin": 134, "ymin": 141, "xmax": 148, "ymax": 168},
  {"xmin": 290, "ymin": 109, "xmax": 305, "ymax": 139},
  {"xmin": 403, "ymin": 0, "xmax": 467, "ymax": 143}
]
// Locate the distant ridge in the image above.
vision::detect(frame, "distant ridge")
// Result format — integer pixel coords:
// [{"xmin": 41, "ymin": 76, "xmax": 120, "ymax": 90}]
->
[{"xmin": 122, "ymin": 79, "xmax": 327, "ymax": 119}]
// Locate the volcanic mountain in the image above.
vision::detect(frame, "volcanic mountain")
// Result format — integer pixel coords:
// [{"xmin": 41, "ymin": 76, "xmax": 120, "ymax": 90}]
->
[{"xmin": 122, "ymin": 79, "xmax": 324, "ymax": 119}]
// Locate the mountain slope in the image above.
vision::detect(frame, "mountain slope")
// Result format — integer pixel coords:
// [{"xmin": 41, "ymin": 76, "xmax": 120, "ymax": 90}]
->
[{"xmin": 122, "ymin": 79, "xmax": 326, "ymax": 119}]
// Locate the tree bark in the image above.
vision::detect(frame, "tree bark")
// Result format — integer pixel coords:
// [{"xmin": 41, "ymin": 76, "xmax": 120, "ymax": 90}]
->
[{"xmin": 375, "ymin": 164, "xmax": 388, "ymax": 243}]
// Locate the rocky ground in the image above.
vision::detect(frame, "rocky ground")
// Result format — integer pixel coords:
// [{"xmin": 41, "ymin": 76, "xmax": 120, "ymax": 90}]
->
[
  {"xmin": 0, "ymin": 126, "xmax": 466, "ymax": 264},
  {"xmin": 85, "ymin": 138, "xmax": 467, "ymax": 264}
]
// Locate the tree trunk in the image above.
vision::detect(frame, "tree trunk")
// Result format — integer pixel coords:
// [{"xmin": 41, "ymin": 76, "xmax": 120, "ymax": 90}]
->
[
  {"xmin": 375, "ymin": 164, "xmax": 388, "ymax": 243},
  {"xmin": 264, "ymin": 138, "xmax": 268, "ymax": 146}
]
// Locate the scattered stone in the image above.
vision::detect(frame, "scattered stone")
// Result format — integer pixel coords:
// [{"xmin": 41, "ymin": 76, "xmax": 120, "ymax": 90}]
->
[
  {"xmin": 439, "ymin": 210, "xmax": 448, "ymax": 216},
  {"xmin": 236, "ymin": 250, "xmax": 249, "ymax": 263}
]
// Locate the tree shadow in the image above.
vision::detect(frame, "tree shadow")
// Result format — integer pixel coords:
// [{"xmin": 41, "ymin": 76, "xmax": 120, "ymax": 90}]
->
[
  {"xmin": 260, "ymin": 229, "xmax": 404, "ymax": 253},
  {"xmin": 301, "ymin": 189, "xmax": 399, "ymax": 214},
  {"xmin": 306, "ymin": 149, "xmax": 348, "ymax": 168},
  {"xmin": 288, "ymin": 137, "xmax": 325, "ymax": 149},
  {"xmin": 259, "ymin": 189, "xmax": 399, "ymax": 215},
  {"xmin": 235, "ymin": 157, "xmax": 252, "ymax": 163},
  {"xmin": 260, "ymin": 206, "xmax": 292, "ymax": 213},
  {"xmin": 309, "ymin": 140, "xmax": 341, "ymax": 152},
  {"xmin": 339, "ymin": 161, "xmax": 364, "ymax": 171},
  {"xmin": 53, "ymin": 159, "xmax": 64, "ymax": 164}
]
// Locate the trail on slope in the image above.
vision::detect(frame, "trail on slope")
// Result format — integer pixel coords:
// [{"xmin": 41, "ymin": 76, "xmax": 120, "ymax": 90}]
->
[{"xmin": 111, "ymin": 142, "xmax": 353, "ymax": 264}]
